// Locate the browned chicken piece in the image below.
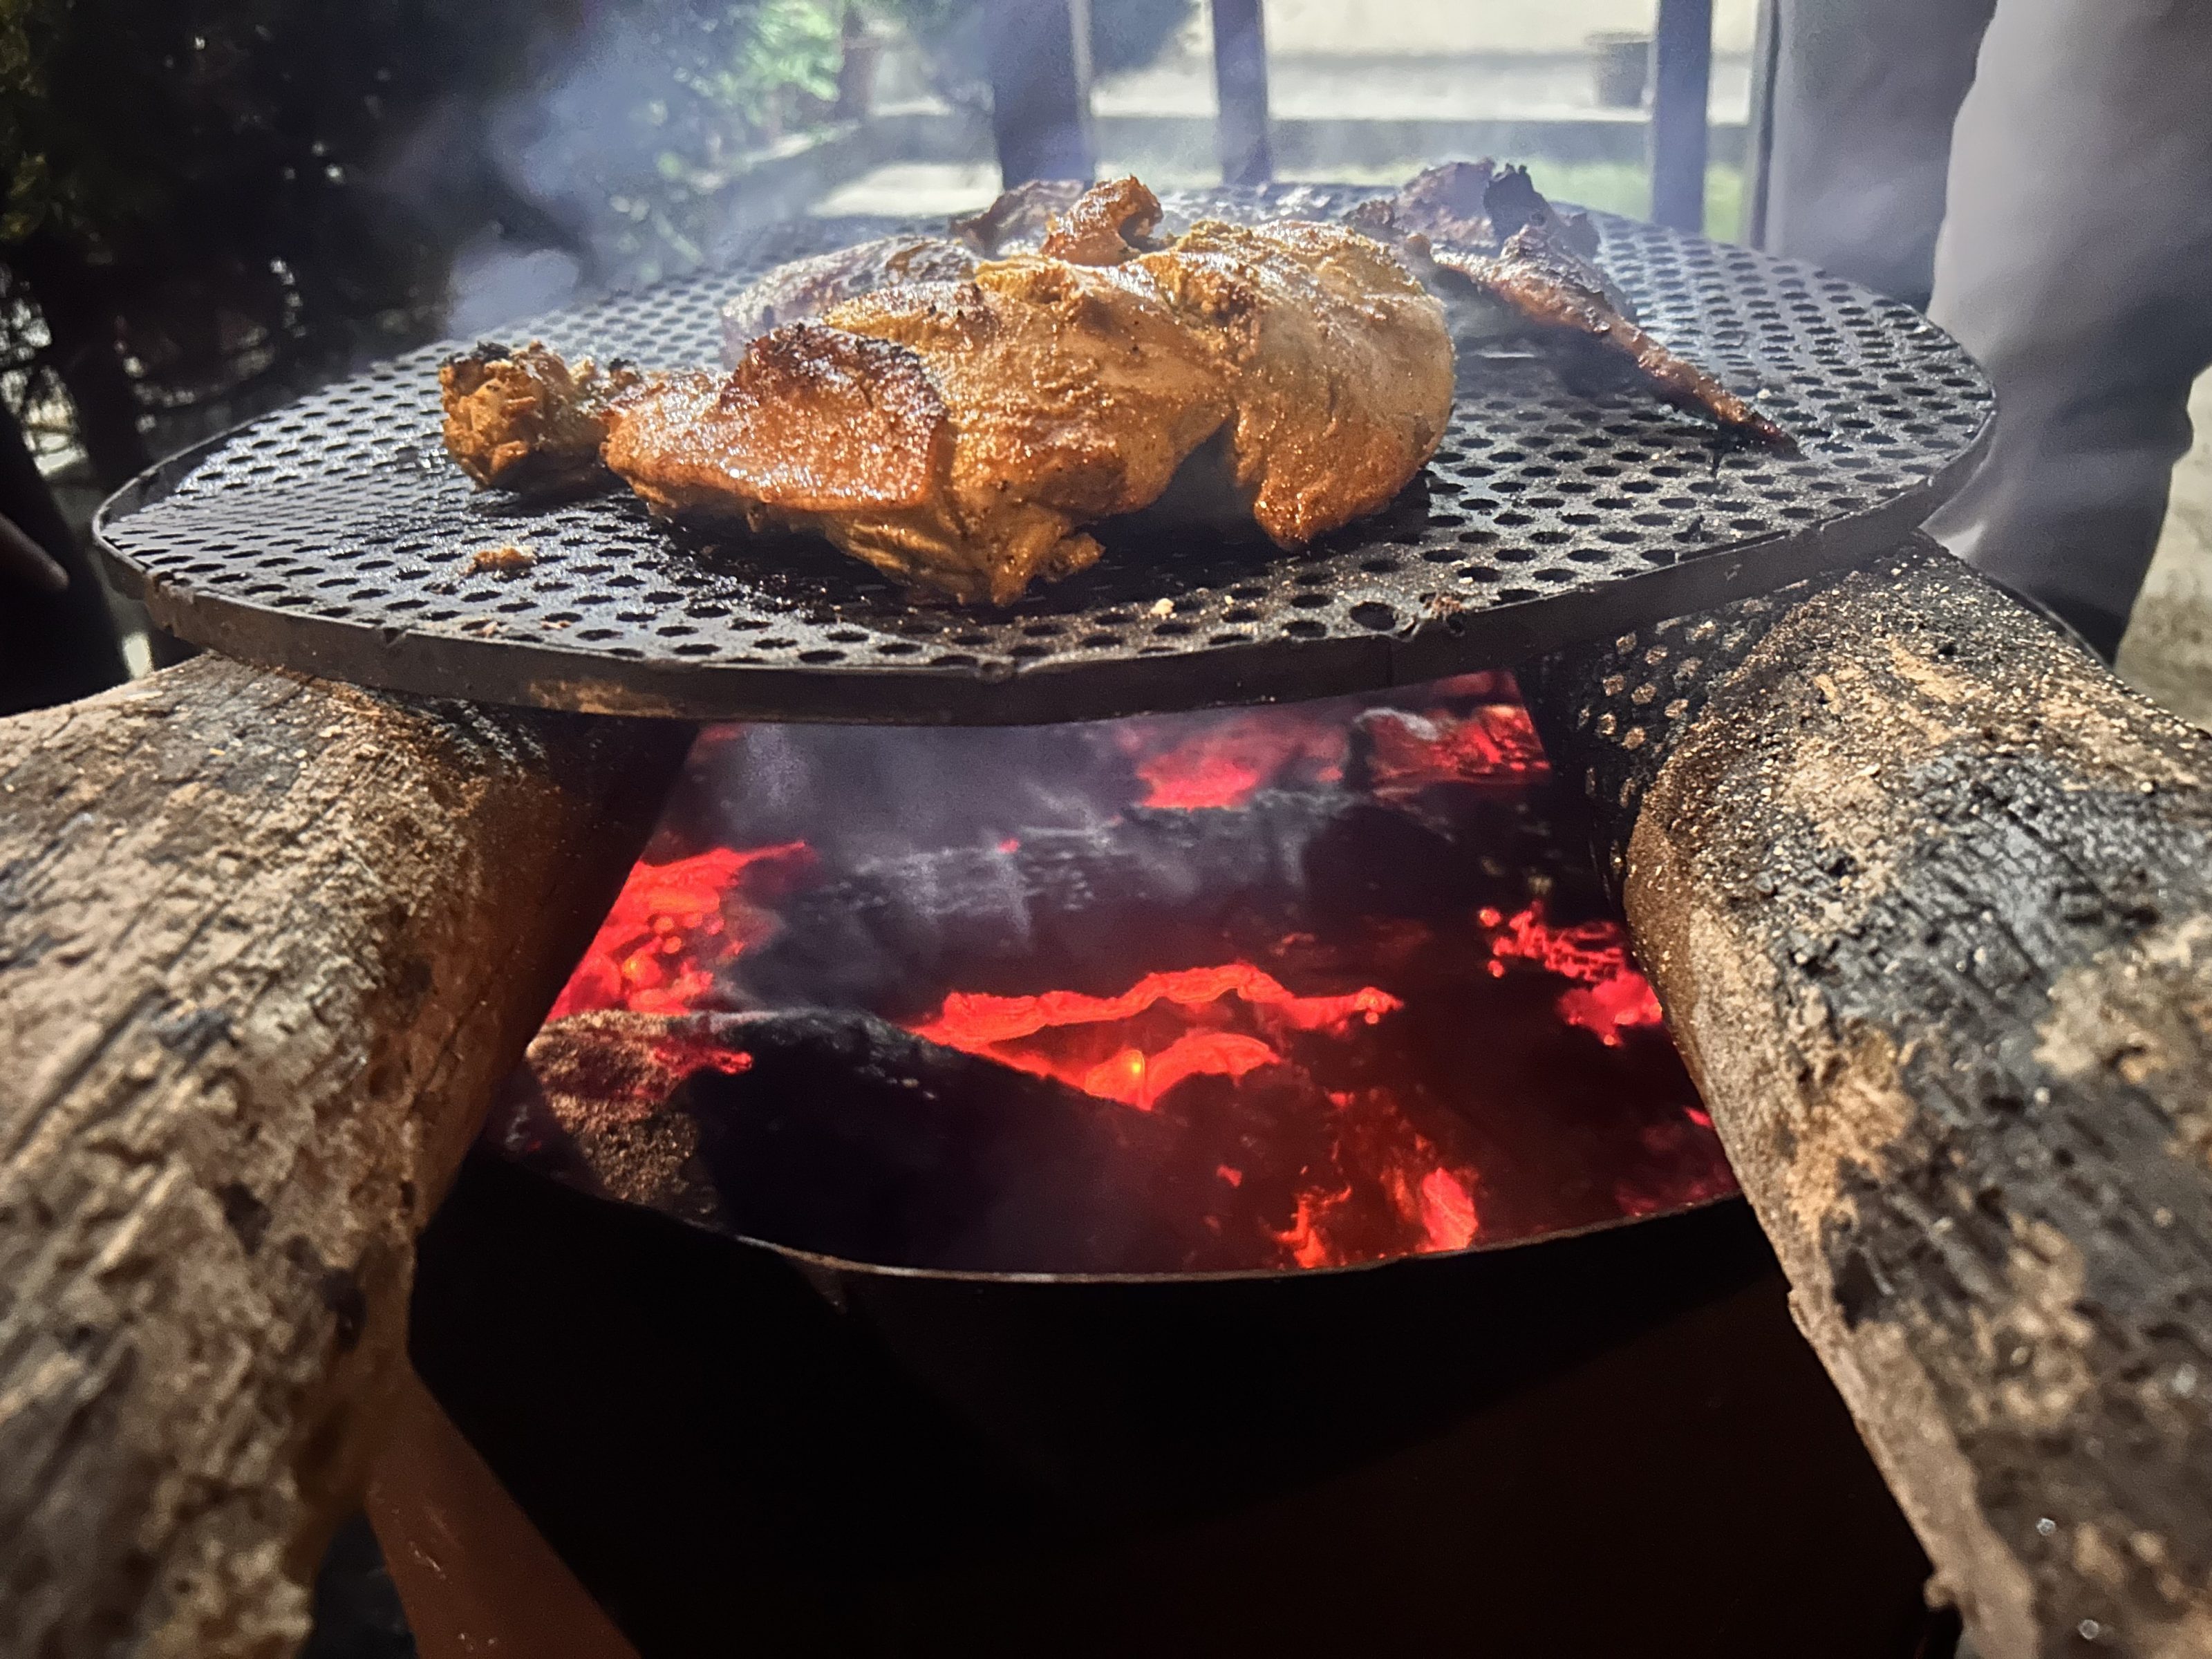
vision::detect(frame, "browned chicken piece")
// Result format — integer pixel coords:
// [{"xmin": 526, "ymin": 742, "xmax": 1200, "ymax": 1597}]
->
[
  {"xmin": 717, "ymin": 181, "xmax": 1107, "ymax": 360},
  {"xmin": 946, "ymin": 178, "xmax": 1089, "ymax": 255},
  {"xmin": 692, "ymin": 257, "xmax": 1235, "ymax": 602},
  {"xmin": 445, "ymin": 178, "xmax": 1454, "ymax": 605},
  {"xmin": 439, "ymin": 342, "xmax": 641, "ymax": 489},
  {"xmin": 1150, "ymin": 218, "xmax": 1456, "ymax": 544},
  {"xmin": 718, "ymin": 236, "xmax": 981, "ymax": 359},
  {"xmin": 602, "ymin": 324, "xmax": 953, "ymax": 520},
  {"xmin": 1038, "ymin": 174, "xmax": 1172, "ymax": 265}
]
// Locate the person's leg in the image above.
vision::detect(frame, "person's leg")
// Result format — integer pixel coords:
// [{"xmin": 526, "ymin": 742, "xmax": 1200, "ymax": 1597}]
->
[
  {"xmin": 1927, "ymin": 0, "xmax": 2212, "ymax": 659},
  {"xmin": 1761, "ymin": 0, "xmax": 1996, "ymax": 303}
]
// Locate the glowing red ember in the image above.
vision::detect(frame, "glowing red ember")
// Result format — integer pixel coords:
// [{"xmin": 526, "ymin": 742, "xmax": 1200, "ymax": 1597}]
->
[
  {"xmin": 1418, "ymin": 1166, "xmax": 1481, "ymax": 1251},
  {"xmin": 1360, "ymin": 702, "xmax": 1549, "ymax": 797},
  {"xmin": 524, "ymin": 677, "xmax": 1730, "ymax": 1278},
  {"xmin": 1480, "ymin": 903, "xmax": 1665, "ymax": 1047},
  {"xmin": 550, "ymin": 843, "xmax": 811, "ymax": 1020},
  {"xmin": 1125, "ymin": 710, "xmax": 1348, "ymax": 809},
  {"xmin": 909, "ymin": 963, "xmax": 1492, "ymax": 1267},
  {"xmin": 910, "ymin": 962, "xmax": 1400, "ymax": 1109}
]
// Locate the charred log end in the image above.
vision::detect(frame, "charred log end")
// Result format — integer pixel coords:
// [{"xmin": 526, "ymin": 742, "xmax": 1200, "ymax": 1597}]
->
[
  {"xmin": 1550, "ymin": 545, "xmax": 2212, "ymax": 1657},
  {"xmin": 0, "ymin": 656, "xmax": 687, "ymax": 1657}
]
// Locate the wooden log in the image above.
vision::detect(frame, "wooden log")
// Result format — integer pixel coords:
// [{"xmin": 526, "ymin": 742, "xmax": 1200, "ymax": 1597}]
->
[
  {"xmin": 0, "ymin": 655, "xmax": 687, "ymax": 1658},
  {"xmin": 1529, "ymin": 543, "xmax": 2212, "ymax": 1658}
]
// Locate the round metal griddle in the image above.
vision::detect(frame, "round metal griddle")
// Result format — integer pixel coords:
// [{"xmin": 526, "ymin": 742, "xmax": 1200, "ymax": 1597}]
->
[{"xmin": 94, "ymin": 185, "xmax": 1992, "ymax": 724}]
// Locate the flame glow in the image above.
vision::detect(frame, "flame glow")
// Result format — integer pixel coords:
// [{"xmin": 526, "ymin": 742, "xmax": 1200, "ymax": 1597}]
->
[
  {"xmin": 1360, "ymin": 702, "xmax": 1549, "ymax": 796},
  {"xmin": 904, "ymin": 963, "xmax": 1501, "ymax": 1267},
  {"xmin": 909, "ymin": 962, "xmax": 1400, "ymax": 1109},
  {"xmin": 524, "ymin": 673, "xmax": 1733, "ymax": 1277},
  {"xmin": 549, "ymin": 843, "xmax": 810, "ymax": 1020},
  {"xmin": 1127, "ymin": 710, "xmax": 1348, "ymax": 809},
  {"xmin": 1481, "ymin": 903, "xmax": 1665, "ymax": 1047}
]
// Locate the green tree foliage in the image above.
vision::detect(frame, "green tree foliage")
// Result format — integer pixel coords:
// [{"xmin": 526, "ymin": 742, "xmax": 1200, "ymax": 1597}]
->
[
  {"xmin": 0, "ymin": 0, "xmax": 885, "ymax": 472},
  {"xmin": 0, "ymin": 0, "xmax": 585, "ymax": 424}
]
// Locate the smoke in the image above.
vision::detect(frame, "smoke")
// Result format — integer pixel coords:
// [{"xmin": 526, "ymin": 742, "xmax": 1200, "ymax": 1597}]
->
[{"xmin": 445, "ymin": 236, "xmax": 583, "ymax": 337}]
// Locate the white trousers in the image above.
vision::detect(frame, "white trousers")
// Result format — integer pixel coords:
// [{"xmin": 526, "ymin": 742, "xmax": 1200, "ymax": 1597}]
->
[{"xmin": 1767, "ymin": 0, "xmax": 2212, "ymax": 655}]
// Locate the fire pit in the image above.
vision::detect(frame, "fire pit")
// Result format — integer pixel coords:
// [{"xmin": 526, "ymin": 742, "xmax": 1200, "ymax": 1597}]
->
[
  {"xmin": 487, "ymin": 675, "xmax": 1732, "ymax": 1278},
  {"xmin": 400, "ymin": 676, "xmax": 1941, "ymax": 1657},
  {"xmin": 11, "ymin": 163, "xmax": 2205, "ymax": 1659}
]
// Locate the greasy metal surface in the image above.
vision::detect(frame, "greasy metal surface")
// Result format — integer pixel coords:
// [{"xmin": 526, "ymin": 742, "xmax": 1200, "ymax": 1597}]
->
[{"xmin": 95, "ymin": 187, "xmax": 1992, "ymax": 724}]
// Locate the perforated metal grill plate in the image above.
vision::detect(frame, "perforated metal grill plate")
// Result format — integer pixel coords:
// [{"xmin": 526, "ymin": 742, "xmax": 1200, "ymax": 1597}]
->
[{"xmin": 95, "ymin": 187, "xmax": 1991, "ymax": 724}]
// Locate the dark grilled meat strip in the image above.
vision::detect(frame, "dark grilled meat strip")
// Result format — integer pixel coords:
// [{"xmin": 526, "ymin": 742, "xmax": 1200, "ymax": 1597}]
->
[
  {"xmin": 1344, "ymin": 159, "xmax": 1498, "ymax": 251},
  {"xmin": 946, "ymin": 178, "xmax": 1089, "ymax": 255},
  {"xmin": 1479, "ymin": 163, "xmax": 1606, "ymax": 263},
  {"xmin": 1449, "ymin": 223, "xmax": 1791, "ymax": 446},
  {"xmin": 719, "ymin": 236, "xmax": 981, "ymax": 360},
  {"xmin": 1349, "ymin": 162, "xmax": 1788, "ymax": 446}
]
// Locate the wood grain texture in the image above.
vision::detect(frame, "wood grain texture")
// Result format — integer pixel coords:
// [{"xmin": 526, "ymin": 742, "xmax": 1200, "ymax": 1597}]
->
[
  {"xmin": 1593, "ymin": 551, "xmax": 2212, "ymax": 1657},
  {"xmin": 0, "ymin": 655, "xmax": 686, "ymax": 1658}
]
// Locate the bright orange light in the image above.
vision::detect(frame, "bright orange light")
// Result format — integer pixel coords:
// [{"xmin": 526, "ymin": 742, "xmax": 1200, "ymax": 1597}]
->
[
  {"xmin": 1481, "ymin": 902, "xmax": 1666, "ymax": 1047},
  {"xmin": 550, "ymin": 843, "xmax": 812, "ymax": 1020},
  {"xmin": 1126, "ymin": 710, "xmax": 1349, "ymax": 809}
]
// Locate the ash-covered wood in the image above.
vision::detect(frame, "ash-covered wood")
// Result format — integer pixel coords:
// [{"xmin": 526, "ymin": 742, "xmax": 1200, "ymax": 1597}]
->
[
  {"xmin": 500, "ymin": 1009, "xmax": 1236, "ymax": 1274},
  {"xmin": 0, "ymin": 655, "xmax": 684, "ymax": 1658},
  {"xmin": 1535, "ymin": 544, "xmax": 2212, "ymax": 1658},
  {"xmin": 738, "ymin": 790, "xmax": 1551, "ymax": 1014}
]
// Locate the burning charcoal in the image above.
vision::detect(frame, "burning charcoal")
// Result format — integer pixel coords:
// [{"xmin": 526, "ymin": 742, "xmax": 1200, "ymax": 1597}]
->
[
  {"xmin": 499, "ymin": 1008, "xmax": 1255, "ymax": 1275},
  {"xmin": 500, "ymin": 686, "xmax": 1734, "ymax": 1284},
  {"xmin": 733, "ymin": 791, "xmax": 1376, "ymax": 1013}
]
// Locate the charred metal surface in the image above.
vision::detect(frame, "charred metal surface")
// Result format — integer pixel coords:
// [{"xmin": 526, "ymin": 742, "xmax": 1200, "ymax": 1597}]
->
[
  {"xmin": 1535, "ymin": 542, "xmax": 2212, "ymax": 1657},
  {"xmin": 95, "ymin": 194, "xmax": 1989, "ymax": 723}
]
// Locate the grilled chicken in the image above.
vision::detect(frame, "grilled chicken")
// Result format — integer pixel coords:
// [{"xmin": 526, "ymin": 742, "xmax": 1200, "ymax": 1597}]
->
[
  {"xmin": 947, "ymin": 178, "xmax": 1089, "ymax": 256},
  {"xmin": 439, "ymin": 342, "xmax": 641, "ymax": 491},
  {"xmin": 715, "ymin": 162, "xmax": 1787, "ymax": 448},
  {"xmin": 1152, "ymin": 216, "xmax": 1456, "ymax": 545},
  {"xmin": 1356, "ymin": 162, "xmax": 1790, "ymax": 446},
  {"xmin": 1348, "ymin": 160, "xmax": 1606, "ymax": 266},
  {"xmin": 719, "ymin": 236, "xmax": 981, "ymax": 357},
  {"xmin": 717, "ymin": 180, "xmax": 1101, "ymax": 357},
  {"xmin": 443, "ymin": 178, "xmax": 1454, "ymax": 605}
]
